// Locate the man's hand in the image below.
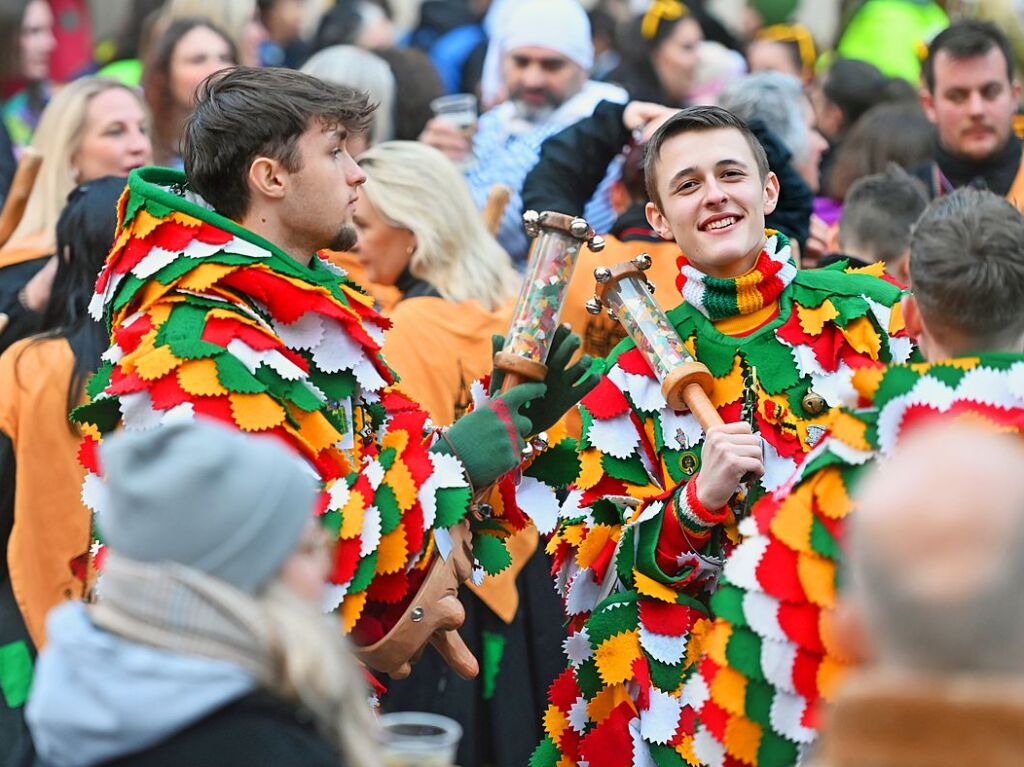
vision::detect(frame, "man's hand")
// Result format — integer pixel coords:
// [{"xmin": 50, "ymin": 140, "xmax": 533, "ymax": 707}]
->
[
  {"xmin": 490, "ymin": 326, "xmax": 598, "ymax": 435},
  {"xmin": 695, "ymin": 422, "xmax": 764, "ymax": 510},
  {"xmin": 623, "ymin": 101, "xmax": 679, "ymax": 142},
  {"xmin": 20, "ymin": 255, "xmax": 58, "ymax": 313},
  {"xmin": 802, "ymin": 214, "xmax": 831, "ymax": 268},
  {"xmin": 419, "ymin": 117, "xmax": 474, "ymax": 163}
]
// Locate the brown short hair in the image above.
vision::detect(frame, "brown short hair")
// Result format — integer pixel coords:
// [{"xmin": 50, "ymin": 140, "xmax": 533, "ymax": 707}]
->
[
  {"xmin": 181, "ymin": 66, "xmax": 374, "ymax": 220},
  {"xmin": 923, "ymin": 20, "xmax": 1014, "ymax": 93},
  {"xmin": 910, "ymin": 188, "xmax": 1024, "ymax": 345},
  {"xmin": 643, "ymin": 105, "xmax": 770, "ymax": 210}
]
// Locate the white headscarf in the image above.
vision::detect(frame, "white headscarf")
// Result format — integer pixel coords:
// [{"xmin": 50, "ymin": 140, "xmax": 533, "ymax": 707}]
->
[{"xmin": 480, "ymin": 0, "xmax": 594, "ymax": 109}]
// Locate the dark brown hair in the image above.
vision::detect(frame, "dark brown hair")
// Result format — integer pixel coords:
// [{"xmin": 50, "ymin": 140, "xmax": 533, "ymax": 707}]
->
[
  {"xmin": 142, "ymin": 18, "xmax": 238, "ymax": 166},
  {"xmin": 182, "ymin": 66, "xmax": 374, "ymax": 220},
  {"xmin": 910, "ymin": 188, "xmax": 1024, "ymax": 345},
  {"xmin": 643, "ymin": 104, "xmax": 770, "ymax": 210},
  {"xmin": 825, "ymin": 102, "xmax": 934, "ymax": 201},
  {"xmin": 923, "ymin": 20, "xmax": 1014, "ymax": 93},
  {"xmin": 839, "ymin": 164, "xmax": 928, "ymax": 265}
]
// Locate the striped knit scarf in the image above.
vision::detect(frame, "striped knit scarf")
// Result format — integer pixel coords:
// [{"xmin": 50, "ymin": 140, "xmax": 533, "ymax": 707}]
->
[{"xmin": 676, "ymin": 231, "xmax": 797, "ymax": 321}]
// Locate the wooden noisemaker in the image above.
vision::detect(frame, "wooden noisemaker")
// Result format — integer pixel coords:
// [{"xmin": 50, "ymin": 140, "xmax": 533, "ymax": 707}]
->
[
  {"xmin": 493, "ymin": 211, "xmax": 604, "ymax": 392},
  {"xmin": 586, "ymin": 254, "xmax": 723, "ymax": 430}
]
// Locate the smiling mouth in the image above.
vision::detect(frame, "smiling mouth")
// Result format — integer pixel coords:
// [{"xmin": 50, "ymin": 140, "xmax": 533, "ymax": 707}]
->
[{"xmin": 700, "ymin": 215, "xmax": 740, "ymax": 232}]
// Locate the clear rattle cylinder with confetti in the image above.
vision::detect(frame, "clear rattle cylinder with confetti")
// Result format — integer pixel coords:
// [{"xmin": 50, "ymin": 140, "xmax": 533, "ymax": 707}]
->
[
  {"xmin": 494, "ymin": 211, "xmax": 604, "ymax": 390},
  {"xmin": 586, "ymin": 254, "xmax": 723, "ymax": 430}
]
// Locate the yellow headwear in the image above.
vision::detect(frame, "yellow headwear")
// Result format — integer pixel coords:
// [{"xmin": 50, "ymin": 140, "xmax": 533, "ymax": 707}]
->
[
  {"xmin": 754, "ymin": 22, "xmax": 817, "ymax": 78},
  {"xmin": 641, "ymin": 0, "xmax": 690, "ymax": 41}
]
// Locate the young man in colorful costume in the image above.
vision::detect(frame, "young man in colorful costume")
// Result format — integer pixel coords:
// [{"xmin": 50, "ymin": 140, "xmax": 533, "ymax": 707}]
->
[
  {"xmin": 70, "ymin": 67, "xmax": 594, "ymax": 678},
  {"xmin": 529, "ymin": 106, "xmax": 912, "ymax": 767},
  {"xmin": 686, "ymin": 188, "xmax": 1024, "ymax": 767}
]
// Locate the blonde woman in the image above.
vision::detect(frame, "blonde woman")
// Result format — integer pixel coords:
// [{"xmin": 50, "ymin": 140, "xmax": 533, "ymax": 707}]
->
[
  {"xmin": 356, "ymin": 141, "xmax": 565, "ymax": 767},
  {"xmin": 0, "ymin": 77, "xmax": 151, "ymax": 353},
  {"xmin": 352, "ymin": 140, "xmax": 518, "ymax": 425}
]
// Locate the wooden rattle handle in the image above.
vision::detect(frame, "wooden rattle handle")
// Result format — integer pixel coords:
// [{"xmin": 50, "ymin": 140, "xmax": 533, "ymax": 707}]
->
[{"xmin": 662, "ymin": 361, "xmax": 724, "ymax": 431}]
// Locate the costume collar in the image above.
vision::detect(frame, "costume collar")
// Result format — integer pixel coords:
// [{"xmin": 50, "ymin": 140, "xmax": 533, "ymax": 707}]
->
[
  {"xmin": 610, "ymin": 204, "xmax": 661, "ymax": 242},
  {"xmin": 676, "ymin": 230, "xmax": 797, "ymax": 321}
]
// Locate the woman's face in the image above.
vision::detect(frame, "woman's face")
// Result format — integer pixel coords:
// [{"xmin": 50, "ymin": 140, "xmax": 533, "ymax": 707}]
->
[
  {"xmin": 169, "ymin": 26, "xmax": 236, "ymax": 109},
  {"xmin": 73, "ymin": 88, "xmax": 153, "ymax": 182},
  {"xmin": 652, "ymin": 18, "xmax": 703, "ymax": 104},
  {"xmin": 279, "ymin": 520, "xmax": 332, "ymax": 604},
  {"xmin": 19, "ymin": 0, "xmax": 55, "ymax": 82},
  {"xmin": 351, "ymin": 193, "xmax": 415, "ymax": 286}
]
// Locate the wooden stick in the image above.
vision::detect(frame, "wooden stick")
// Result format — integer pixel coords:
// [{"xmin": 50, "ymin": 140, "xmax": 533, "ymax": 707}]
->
[
  {"xmin": 482, "ymin": 184, "xmax": 511, "ymax": 236},
  {"xmin": 0, "ymin": 149, "xmax": 43, "ymax": 249}
]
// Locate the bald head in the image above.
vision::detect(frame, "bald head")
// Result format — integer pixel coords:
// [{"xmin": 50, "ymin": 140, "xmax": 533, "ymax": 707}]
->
[{"xmin": 848, "ymin": 421, "xmax": 1024, "ymax": 674}]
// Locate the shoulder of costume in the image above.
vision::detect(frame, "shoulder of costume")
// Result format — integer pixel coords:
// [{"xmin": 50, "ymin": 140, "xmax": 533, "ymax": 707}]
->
[{"xmin": 91, "ymin": 167, "xmax": 377, "ymax": 329}]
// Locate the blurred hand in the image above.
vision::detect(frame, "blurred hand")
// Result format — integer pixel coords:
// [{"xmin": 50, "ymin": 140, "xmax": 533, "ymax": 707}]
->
[
  {"xmin": 419, "ymin": 117, "xmax": 474, "ymax": 163},
  {"xmin": 623, "ymin": 101, "xmax": 679, "ymax": 141},
  {"xmin": 803, "ymin": 214, "xmax": 831, "ymax": 268},
  {"xmin": 21, "ymin": 255, "xmax": 58, "ymax": 313},
  {"xmin": 695, "ymin": 422, "xmax": 764, "ymax": 510}
]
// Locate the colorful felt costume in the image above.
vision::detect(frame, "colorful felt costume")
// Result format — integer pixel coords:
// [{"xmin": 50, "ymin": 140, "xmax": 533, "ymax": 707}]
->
[
  {"xmin": 72, "ymin": 167, "xmax": 533, "ymax": 646},
  {"xmin": 530, "ymin": 232, "xmax": 912, "ymax": 767},
  {"xmin": 688, "ymin": 352, "xmax": 1024, "ymax": 767}
]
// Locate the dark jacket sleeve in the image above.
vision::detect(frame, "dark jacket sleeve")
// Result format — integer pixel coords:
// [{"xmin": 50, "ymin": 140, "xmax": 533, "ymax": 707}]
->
[
  {"xmin": 0, "ymin": 120, "xmax": 15, "ymax": 207},
  {"xmin": 750, "ymin": 119, "xmax": 813, "ymax": 250},
  {"xmin": 521, "ymin": 100, "xmax": 631, "ymax": 217}
]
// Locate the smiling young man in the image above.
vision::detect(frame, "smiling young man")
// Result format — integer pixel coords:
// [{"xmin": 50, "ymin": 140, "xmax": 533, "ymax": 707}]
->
[
  {"xmin": 532, "ymin": 106, "xmax": 912, "ymax": 767},
  {"xmin": 913, "ymin": 20, "xmax": 1024, "ymax": 206},
  {"xmin": 70, "ymin": 67, "xmax": 591, "ymax": 685}
]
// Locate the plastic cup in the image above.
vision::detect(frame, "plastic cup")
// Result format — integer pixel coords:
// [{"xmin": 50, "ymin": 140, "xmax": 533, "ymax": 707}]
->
[
  {"xmin": 430, "ymin": 93, "xmax": 478, "ymax": 134},
  {"xmin": 379, "ymin": 711, "xmax": 462, "ymax": 767}
]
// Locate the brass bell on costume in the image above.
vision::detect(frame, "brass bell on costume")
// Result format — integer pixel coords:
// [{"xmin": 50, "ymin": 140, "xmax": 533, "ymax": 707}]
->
[{"xmin": 801, "ymin": 389, "xmax": 827, "ymax": 416}]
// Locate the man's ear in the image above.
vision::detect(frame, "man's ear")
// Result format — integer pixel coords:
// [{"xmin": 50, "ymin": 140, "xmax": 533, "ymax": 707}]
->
[
  {"xmin": 247, "ymin": 156, "xmax": 288, "ymax": 203},
  {"xmin": 828, "ymin": 599, "xmax": 871, "ymax": 665},
  {"xmin": 762, "ymin": 171, "xmax": 780, "ymax": 216},
  {"xmin": 902, "ymin": 293, "xmax": 923, "ymax": 340},
  {"xmin": 645, "ymin": 201, "xmax": 675, "ymax": 241},
  {"xmin": 920, "ymin": 85, "xmax": 937, "ymax": 124}
]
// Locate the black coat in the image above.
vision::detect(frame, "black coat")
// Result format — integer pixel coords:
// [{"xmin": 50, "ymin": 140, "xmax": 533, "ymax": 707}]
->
[{"xmin": 14, "ymin": 692, "xmax": 344, "ymax": 767}]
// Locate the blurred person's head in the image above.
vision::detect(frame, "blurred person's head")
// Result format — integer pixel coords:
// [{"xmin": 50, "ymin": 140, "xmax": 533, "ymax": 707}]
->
[
  {"xmin": 487, "ymin": 0, "xmax": 592, "ymax": 121},
  {"xmin": 688, "ymin": 40, "xmax": 748, "ymax": 105},
  {"xmin": 182, "ymin": 67, "xmax": 373, "ymax": 260},
  {"xmin": 143, "ymin": 17, "xmax": 238, "ymax": 165},
  {"xmin": 610, "ymin": 140, "xmax": 648, "ymax": 215},
  {"xmin": 354, "ymin": 141, "xmax": 517, "ymax": 311},
  {"xmin": 810, "ymin": 58, "xmax": 905, "ymax": 142},
  {"xmin": 373, "ymin": 47, "xmax": 444, "ymax": 140},
  {"xmin": 718, "ymin": 70, "xmax": 828, "ymax": 193},
  {"xmin": 906, "ymin": 188, "xmax": 1024, "ymax": 359},
  {"xmin": 86, "ymin": 419, "xmax": 379, "ymax": 766},
  {"xmin": 922, "ymin": 20, "xmax": 1020, "ymax": 163},
  {"xmin": 313, "ymin": 0, "xmax": 395, "ymax": 51},
  {"xmin": 619, "ymin": 1, "xmax": 705, "ymax": 105},
  {"xmin": 644, "ymin": 105, "xmax": 779, "ymax": 278},
  {"xmin": 159, "ymin": 0, "xmax": 266, "ymax": 67},
  {"xmin": 824, "ymin": 102, "xmax": 934, "ymax": 201},
  {"xmin": 301, "ymin": 45, "xmax": 396, "ymax": 154},
  {"xmin": 847, "ymin": 422, "xmax": 1024, "ymax": 674},
  {"xmin": 5, "ymin": 77, "xmax": 151, "ymax": 252},
  {"xmin": 29, "ymin": 176, "xmax": 126, "ymax": 415},
  {"xmin": 837, "ymin": 165, "xmax": 928, "ymax": 283},
  {"xmin": 747, "ymin": 22, "xmax": 816, "ymax": 83},
  {"xmin": 257, "ymin": 0, "xmax": 305, "ymax": 45},
  {"xmin": 0, "ymin": 0, "xmax": 54, "ymax": 93}
]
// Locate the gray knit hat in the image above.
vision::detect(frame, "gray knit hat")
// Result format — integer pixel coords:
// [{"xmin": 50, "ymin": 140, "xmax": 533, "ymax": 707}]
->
[{"xmin": 97, "ymin": 419, "xmax": 318, "ymax": 594}]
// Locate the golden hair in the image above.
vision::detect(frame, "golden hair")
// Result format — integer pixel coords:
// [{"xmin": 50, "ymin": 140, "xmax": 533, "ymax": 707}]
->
[
  {"xmin": 358, "ymin": 141, "xmax": 518, "ymax": 312},
  {"xmin": 4, "ymin": 77, "xmax": 147, "ymax": 253}
]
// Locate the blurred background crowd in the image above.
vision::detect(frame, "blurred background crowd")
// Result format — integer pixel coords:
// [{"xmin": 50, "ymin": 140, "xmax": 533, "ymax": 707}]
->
[{"xmin": 2, "ymin": 1, "xmax": 1024, "ymax": 766}]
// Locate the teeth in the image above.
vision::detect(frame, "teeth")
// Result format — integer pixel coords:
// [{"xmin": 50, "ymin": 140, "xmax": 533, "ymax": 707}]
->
[{"xmin": 705, "ymin": 217, "xmax": 736, "ymax": 231}]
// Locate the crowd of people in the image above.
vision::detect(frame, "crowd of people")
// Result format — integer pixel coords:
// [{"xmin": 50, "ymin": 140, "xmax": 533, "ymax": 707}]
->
[{"xmin": 0, "ymin": 1, "xmax": 1023, "ymax": 766}]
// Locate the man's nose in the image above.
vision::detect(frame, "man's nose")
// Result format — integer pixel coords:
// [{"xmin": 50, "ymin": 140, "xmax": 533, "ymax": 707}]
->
[
  {"xmin": 704, "ymin": 176, "xmax": 728, "ymax": 205},
  {"xmin": 966, "ymin": 90, "xmax": 986, "ymax": 115},
  {"xmin": 521, "ymin": 64, "xmax": 546, "ymax": 89},
  {"xmin": 346, "ymin": 156, "xmax": 367, "ymax": 187}
]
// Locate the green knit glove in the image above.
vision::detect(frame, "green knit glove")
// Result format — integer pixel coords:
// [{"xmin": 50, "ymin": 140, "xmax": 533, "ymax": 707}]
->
[
  {"xmin": 490, "ymin": 326, "xmax": 598, "ymax": 436},
  {"xmin": 435, "ymin": 382, "xmax": 546, "ymax": 489}
]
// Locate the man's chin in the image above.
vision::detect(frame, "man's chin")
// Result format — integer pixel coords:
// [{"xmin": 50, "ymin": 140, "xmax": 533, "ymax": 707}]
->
[{"xmin": 327, "ymin": 224, "xmax": 358, "ymax": 253}]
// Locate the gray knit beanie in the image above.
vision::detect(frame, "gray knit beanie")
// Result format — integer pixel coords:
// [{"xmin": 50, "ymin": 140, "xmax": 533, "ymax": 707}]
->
[{"xmin": 97, "ymin": 419, "xmax": 319, "ymax": 594}]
